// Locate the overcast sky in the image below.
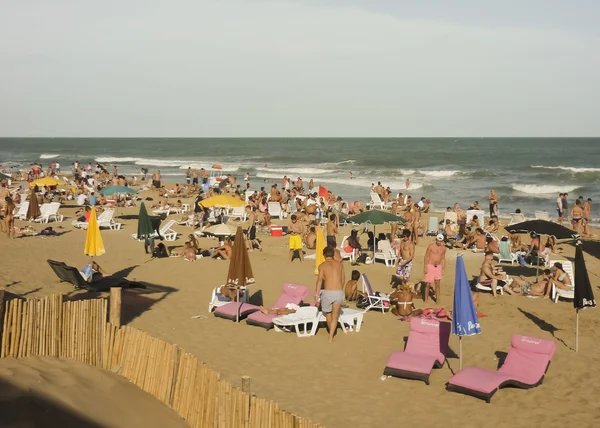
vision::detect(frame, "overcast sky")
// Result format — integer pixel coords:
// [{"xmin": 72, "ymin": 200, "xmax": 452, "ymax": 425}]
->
[{"xmin": 1, "ymin": 0, "xmax": 599, "ymax": 137}]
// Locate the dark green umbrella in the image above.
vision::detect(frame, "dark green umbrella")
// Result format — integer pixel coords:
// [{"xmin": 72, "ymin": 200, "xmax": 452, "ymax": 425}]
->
[
  {"xmin": 0, "ymin": 172, "xmax": 10, "ymax": 181},
  {"xmin": 346, "ymin": 210, "xmax": 406, "ymax": 225},
  {"xmin": 137, "ymin": 202, "xmax": 154, "ymax": 239},
  {"xmin": 98, "ymin": 186, "xmax": 137, "ymax": 196}
]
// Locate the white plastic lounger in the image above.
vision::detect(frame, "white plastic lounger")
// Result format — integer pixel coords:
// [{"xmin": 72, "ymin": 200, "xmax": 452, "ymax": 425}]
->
[
  {"xmin": 366, "ymin": 192, "xmax": 390, "ymax": 210},
  {"xmin": 338, "ymin": 236, "xmax": 355, "ymax": 261},
  {"xmin": 535, "ymin": 211, "xmax": 551, "ymax": 221},
  {"xmin": 74, "ymin": 209, "xmax": 121, "ymax": 230},
  {"xmin": 361, "ymin": 274, "xmax": 390, "ymax": 312},
  {"xmin": 374, "ymin": 240, "xmax": 395, "ymax": 267},
  {"xmin": 318, "ymin": 308, "xmax": 366, "ymax": 333},
  {"xmin": 273, "ymin": 306, "xmax": 321, "ymax": 337},
  {"xmin": 208, "ymin": 285, "xmax": 250, "ymax": 312},
  {"xmin": 32, "ymin": 202, "xmax": 63, "ymax": 224},
  {"xmin": 508, "ymin": 213, "xmax": 527, "ymax": 226},
  {"xmin": 497, "ymin": 240, "xmax": 518, "ymax": 265},
  {"xmin": 14, "ymin": 201, "xmax": 29, "ymax": 220},
  {"xmin": 229, "ymin": 206, "xmax": 247, "ymax": 222},
  {"xmin": 268, "ymin": 202, "xmax": 285, "ymax": 219},
  {"xmin": 427, "ymin": 216, "xmax": 439, "ymax": 236}
]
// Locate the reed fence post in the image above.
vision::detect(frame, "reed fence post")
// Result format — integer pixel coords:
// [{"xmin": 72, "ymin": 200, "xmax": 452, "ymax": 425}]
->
[{"xmin": 110, "ymin": 287, "xmax": 122, "ymax": 327}]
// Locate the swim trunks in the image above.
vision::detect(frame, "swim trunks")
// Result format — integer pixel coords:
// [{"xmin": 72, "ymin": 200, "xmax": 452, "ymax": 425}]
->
[
  {"xmin": 320, "ymin": 290, "xmax": 344, "ymax": 313},
  {"xmin": 289, "ymin": 235, "xmax": 303, "ymax": 250},
  {"xmin": 425, "ymin": 264, "xmax": 442, "ymax": 283},
  {"xmin": 395, "ymin": 259, "xmax": 413, "ymax": 280},
  {"xmin": 326, "ymin": 235, "xmax": 336, "ymax": 248}
]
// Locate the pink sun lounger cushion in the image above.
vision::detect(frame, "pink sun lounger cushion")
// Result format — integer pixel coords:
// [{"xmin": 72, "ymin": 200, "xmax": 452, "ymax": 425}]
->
[
  {"xmin": 447, "ymin": 334, "xmax": 556, "ymax": 402},
  {"xmin": 383, "ymin": 317, "xmax": 451, "ymax": 385},
  {"xmin": 246, "ymin": 283, "xmax": 309, "ymax": 329}
]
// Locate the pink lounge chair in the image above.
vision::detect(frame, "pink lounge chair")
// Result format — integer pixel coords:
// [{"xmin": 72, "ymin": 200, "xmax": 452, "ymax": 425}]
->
[
  {"xmin": 383, "ymin": 317, "xmax": 450, "ymax": 385},
  {"xmin": 213, "ymin": 301, "xmax": 260, "ymax": 322},
  {"xmin": 447, "ymin": 334, "xmax": 556, "ymax": 402},
  {"xmin": 246, "ymin": 283, "xmax": 309, "ymax": 330}
]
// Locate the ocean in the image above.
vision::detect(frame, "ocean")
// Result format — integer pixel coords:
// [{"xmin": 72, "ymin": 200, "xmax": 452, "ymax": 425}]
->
[{"xmin": 1, "ymin": 138, "xmax": 599, "ymax": 221}]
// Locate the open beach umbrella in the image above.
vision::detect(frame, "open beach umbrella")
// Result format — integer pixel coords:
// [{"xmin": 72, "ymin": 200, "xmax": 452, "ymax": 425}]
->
[
  {"xmin": 226, "ymin": 227, "xmax": 255, "ymax": 322},
  {"xmin": 204, "ymin": 223, "xmax": 238, "ymax": 237},
  {"xmin": 136, "ymin": 203, "xmax": 154, "ymax": 239},
  {"xmin": 314, "ymin": 226, "xmax": 326, "ymax": 274},
  {"xmin": 84, "ymin": 208, "xmax": 105, "ymax": 257},
  {"xmin": 452, "ymin": 254, "xmax": 481, "ymax": 369},
  {"xmin": 347, "ymin": 210, "xmax": 406, "ymax": 250},
  {"xmin": 30, "ymin": 177, "xmax": 62, "ymax": 187},
  {"xmin": 574, "ymin": 243, "xmax": 596, "ymax": 352},
  {"xmin": 26, "ymin": 188, "xmax": 41, "ymax": 220},
  {"xmin": 0, "ymin": 172, "xmax": 10, "ymax": 181},
  {"xmin": 199, "ymin": 195, "xmax": 245, "ymax": 208},
  {"xmin": 505, "ymin": 220, "xmax": 579, "ymax": 241},
  {"xmin": 98, "ymin": 186, "xmax": 137, "ymax": 196}
]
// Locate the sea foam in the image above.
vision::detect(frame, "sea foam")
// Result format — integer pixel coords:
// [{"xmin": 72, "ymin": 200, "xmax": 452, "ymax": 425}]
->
[
  {"xmin": 40, "ymin": 154, "xmax": 60, "ymax": 159},
  {"xmin": 531, "ymin": 165, "xmax": 600, "ymax": 173},
  {"xmin": 512, "ymin": 184, "xmax": 581, "ymax": 194}
]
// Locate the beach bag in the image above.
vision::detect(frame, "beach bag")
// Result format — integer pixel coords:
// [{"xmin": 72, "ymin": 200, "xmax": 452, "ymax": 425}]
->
[
  {"xmin": 517, "ymin": 254, "xmax": 527, "ymax": 267},
  {"xmin": 356, "ymin": 296, "xmax": 370, "ymax": 309},
  {"xmin": 356, "ymin": 253, "xmax": 368, "ymax": 264}
]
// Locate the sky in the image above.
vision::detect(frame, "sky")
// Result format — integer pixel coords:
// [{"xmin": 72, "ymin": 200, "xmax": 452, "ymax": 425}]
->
[{"xmin": 0, "ymin": 0, "xmax": 599, "ymax": 137}]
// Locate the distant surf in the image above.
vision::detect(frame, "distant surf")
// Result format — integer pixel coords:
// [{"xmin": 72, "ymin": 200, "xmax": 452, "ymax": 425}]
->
[
  {"xmin": 512, "ymin": 184, "xmax": 581, "ymax": 195},
  {"xmin": 531, "ymin": 165, "xmax": 600, "ymax": 173},
  {"xmin": 40, "ymin": 154, "xmax": 60, "ymax": 159}
]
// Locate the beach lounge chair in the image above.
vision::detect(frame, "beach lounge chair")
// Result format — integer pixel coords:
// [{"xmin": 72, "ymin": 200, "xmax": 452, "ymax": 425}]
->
[
  {"xmin": 158, "ymin": 219, "xmax": 178, "ymax": 241},
  {"xmin": 47, "ymin": 259, "xmax": 146, "ymax": 292},
  {"xmin": 318, "ymin": 308, "xmax": 366, "ymax": 333},
  {"xmin": 535, "ymin": 211, "xmax": 551, "ymax": 221},
  {"xmin": 497, "ymin": 240, "xmax": 518, "ymax": 265},
  {"xmin": 74, "ymin": 209, "xmax": 122, "ymax": 230},
  {"xmin": 32, "ymin": 202, "xmax": 64, "ymax": 224},
  {"xmin": 13, "ymin": 201, "xmax": 29, "ymax": 220},
  {"xmin": 361, "ymin": 274, "xmax": 390, "ymax": 312},
  {"xmin": 366, "ymin": 192, "xmax": 390, "ymax": 210},
  {"xmin": 427, "ymin": 216, "xmax": 439, "ymax": 236},
  {"xmin": 338, "ymin": 236, "xmax": 356, "ymax": 261},
  {"xmin": 549, "ymin": 260, "xmax": 575, "ymax": 303},
  {"xmin": 268, "ymin": 201, "xmax": 285, "ymax": 219},
  {"xmin": 273, "ymin": 306, "xmax": 321, "ymax": 337},
  {"xmin": 245, "ymin": 283, "xmax": 309, "ymax": 330},
  {"xmin": 474, "ymin": 276, "xmax": 505, "ymax": 295},
  {"xmin": 508, "ymin": 212, "xmax": 527, "ymax": 226},
  {"xmin": 374, "ymin": 240, "xmax": 395, "ymax": 267},
  {"xmin": 443, "ymin": 212, "xmax": 457, "ymax": 225},
  {"xmin": 208, "ymin": 285, "xmax": 251, "ymax": 312},
  {"xmin": 229, "ymin": 206, "xmax": 247, "ymax": 222},
  {"xmin": 383, "ymin": 317, "xmax": 450, "ymax": 385},
  {"xmin": 213, "ymin": 300, "xmax": 260, "ymax": 322},
  {"xmin": 447, "ymin": 334, "xmax": 556, "ymax": 402}
]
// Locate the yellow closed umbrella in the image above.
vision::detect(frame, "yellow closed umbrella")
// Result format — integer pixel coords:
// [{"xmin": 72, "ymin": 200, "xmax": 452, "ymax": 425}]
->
[
  {"xmin": 314, "ymin": 226, "xmax": 326, "ymax": 274},
  {"xmin": 30, "ymin": 177, "xmax": 62, "ymax": 187},
  {"xmin": 198, "ymin": 195, "xmax": 245, "ymax": 208},
  {"xmin": 84, "ymin": 208, "xmax": 105, "ymax": 257}
]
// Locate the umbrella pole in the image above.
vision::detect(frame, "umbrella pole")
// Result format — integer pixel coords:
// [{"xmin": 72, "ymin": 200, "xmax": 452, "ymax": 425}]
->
[
  {"xmin": 459, "ymin": 336, "xmax": 463, "ymax": 370},
  {"xmin": 236, "ymin": 288, "xmax": 240, "ymax": 323},
  {"xmin": 576, "ymin": 308, "xmax": 579, "ymax": 353}
]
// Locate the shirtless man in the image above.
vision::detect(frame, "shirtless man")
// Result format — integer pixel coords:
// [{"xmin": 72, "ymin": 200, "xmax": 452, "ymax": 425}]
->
[
  {"xmin": 314, "ymin": 246, "xmax": 345, "ymax": 343},
  {"xmin": 305, "ymin": 226, "xmax": 316, "ymax": 249},
  {"xmin": 474, "ymin": 228, "xmax": 487, "ymax": 252},
  {"xmin": 583, "ymin": 198, "xmax": 592, "ymax": 236},
  {"xmin": 571, "ymin": 199, "xmax": 584, "ymax": 234},
  {"xmin": 192, "ymin": 168, "xmax": 199, "ymax": 186},
  {"xmin": 403, "ymin": 210, "xmax": 417, "ymax": 244},
  {"xmin": 505, "ymin": 270, "xmax": 552, "ymax": 298},
  {"xmin": 288, "ymin": 214, "xmax": 304, "ymax": 262},
  {"xmin": 423, "ymin": 234, "xmax": 447, "ymax": 303},
  {"xmin": 394, "ymin": 230, "xmax": 415, "ymax": 281},
  {"xmin": 326, "ymin": 214, "xmax": 337, "ymax": 248},
  {"xmin": 479, "ymin": 251, "xmax": 508, "ymax": 297},
  {"xmin": 489, "ymin": 189, "xmax": 498, "ymax": 216}
]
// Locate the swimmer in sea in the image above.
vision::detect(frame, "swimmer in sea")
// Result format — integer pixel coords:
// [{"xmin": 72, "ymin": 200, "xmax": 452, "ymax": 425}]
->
[{"xmin": 349, "ymin": 172, "xmax": 353, "ymax": 179}]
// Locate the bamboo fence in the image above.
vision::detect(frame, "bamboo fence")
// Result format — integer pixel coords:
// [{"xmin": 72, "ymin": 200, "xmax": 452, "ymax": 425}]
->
[{"xmin": 0, "ymin": 293, "xmax": 324, "ymax": 428}]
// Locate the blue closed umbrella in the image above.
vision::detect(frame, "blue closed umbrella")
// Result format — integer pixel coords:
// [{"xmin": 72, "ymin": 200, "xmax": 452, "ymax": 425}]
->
[{"xmin": 452, "ymin": 254, "xmax": 481, "ymax": 369}]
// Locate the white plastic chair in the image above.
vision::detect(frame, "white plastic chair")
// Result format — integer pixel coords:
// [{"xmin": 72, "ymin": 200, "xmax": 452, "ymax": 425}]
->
[
  {"xmin": 374, "ymin": 240, "xmax": 395, "ymax": 267},
  {"xmin": 508, "ymin": 213, "xmax": 527, "ymax": 226},
  {"xmin": 14, "ymin": 201, "xmax": 29, "ymax": 220},
  {"xmin": 268, "ymin": 202, "xmax": 284, "ymax": 219},
  {"xmin": 273, "ymin": 306, "xmax": 321, "ymax": 338},
  {"xmin": 338, "ymin": 236, "xmax": 355, "ymax": 261},
  {"xmin": 535, "ymin": 211, "xmax": 551, "ymax": 221},
  {"xmin": 549, "ymin": 260, "xmax": 575, "ymax": 303}
]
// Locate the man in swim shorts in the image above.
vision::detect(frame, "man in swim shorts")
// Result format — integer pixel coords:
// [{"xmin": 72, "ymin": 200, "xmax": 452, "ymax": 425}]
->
[
  {"xmin": 392, "ymin": 230, "xmax": 414, "ymax": 286},
  {"xmin": 315, "ymin": 246, "xmax": 345, "ymax": 343},
  {"xmin": 424, "ymin": 234, "xmax": 447, "ymax": 304},
  {"xmin": 288, "ymin": 214, "xmax": 304, "ymax": 262}
]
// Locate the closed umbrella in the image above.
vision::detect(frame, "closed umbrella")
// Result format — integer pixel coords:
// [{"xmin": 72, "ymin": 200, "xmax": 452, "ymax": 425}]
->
[
  {"xmin": 574, "ymin": 243, "xmax": 596, "ymax": 352},
  {"xmin": 136, "ymin": 203, "xmax": 154, "ymax": 238},
  {"xmin": 26, "ymin": 189, "xmax": 41, "ymax": 220},
  {"xmin": 452, "ymin": 254, "xmax": 481, "ymax": 369},
  {"xmin": 226, "ymin": 227, "xmax": 255, "ymax": 322},
  {"xmin": 84, "ymin": 208, "xmax": 105, "ymax": 257},
  {"xmin": 314, "ymin": 226, "xmax": 326, "ymax": 274}
]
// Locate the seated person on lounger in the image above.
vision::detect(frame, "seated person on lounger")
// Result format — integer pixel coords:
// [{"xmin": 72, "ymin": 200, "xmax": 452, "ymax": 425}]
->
[
  {"xmin": 212, "ymin": 238, "xmax": 232, "ymax": 260},
  {"xmin": 552, "ymin": 262, "xmax": 573, "ymax": 291},
  {"xmin": 526, "ymin": 232, "xmax": 541, "ymax": 263},
  {"xmin": 479, "ymin": 251, "xmax": 510, "ymax": 297},
  {"xmin": 344, "ymin": 270, "xmax": 360, "ymax": 301},
  {"xmin": 504, "ymin": 270, "xmax": 553, "ymax": 297},
  {"xmin": 80, "ymin": 261, "xmax": 107, "ymax": 282}
]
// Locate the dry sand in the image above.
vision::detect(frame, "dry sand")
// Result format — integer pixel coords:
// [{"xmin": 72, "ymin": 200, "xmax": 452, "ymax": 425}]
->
[
  {"xmin": 0, "ymin": 356, "xmax": 188, "ymax": 428},
  {"xmin": 2, "ymin": 187, "xmax": 600, "ymax": 428}
]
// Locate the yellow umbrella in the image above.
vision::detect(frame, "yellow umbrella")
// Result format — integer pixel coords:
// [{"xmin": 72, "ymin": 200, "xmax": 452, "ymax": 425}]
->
[
  {"xmin": 314, "ymin": 226, "xmax": 326, "ymax": 274},
  {"xmin": 198, "ymin": 195, "xmax": 245, "ymax": 208},
  {"xmin": 84, "ymin": 208, "xmax": 105, "ymax": 257},
  {"xmin": 30, "ymin": 177, "xmax": 62, "ymax": 187}
]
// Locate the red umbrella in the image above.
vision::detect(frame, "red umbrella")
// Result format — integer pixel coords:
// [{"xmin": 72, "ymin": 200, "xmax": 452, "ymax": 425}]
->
[{"xmin": 318, "ymin": 185, "xmax": 328, "ymax": 198}]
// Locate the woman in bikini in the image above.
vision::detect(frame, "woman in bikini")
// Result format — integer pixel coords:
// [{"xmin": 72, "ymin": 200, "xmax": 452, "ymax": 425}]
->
[
  {"xmin": 212, "ymin": 237, "xmax": 232, "ymax": 260},
  {"xmin": 552, "ymin": 262, "xmax": 573, "ymax": 291},
  {"xmin": 4, "ymin": 196, "xmax": 16, "ymax": 238}
]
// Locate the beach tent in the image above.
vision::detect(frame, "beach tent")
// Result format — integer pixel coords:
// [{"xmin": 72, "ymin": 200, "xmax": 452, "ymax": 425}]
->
[
  {"xmin": 26, "ymin": 188, "xmax": 41, "ymax": 220},
  {"xmin": 574, "ymin": 243, "xmax": 596, "ymax": 352},
  {"xmin": 452, "ymin": 254, "xmax": 481, "ymax": 369},
  {"xmin": 226, "ymin": 227, "xmax": 255, "ymax": 322},
  {"xmin": 84, "ymin": 208, "xmax": 105, "ymax": 257},
  {"xmin": 98, "ymin": 185, "xmax": 137, "ymax": 196},
  {"xmin": 314, "ymin": 226, "xmax": 326, "ymax": 275}
]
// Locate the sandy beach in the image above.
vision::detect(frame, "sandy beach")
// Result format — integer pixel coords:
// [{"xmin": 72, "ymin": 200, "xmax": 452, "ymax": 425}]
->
[{"xmin": 1, "ymin": 182, "xmax": 599, "ymax": 428}]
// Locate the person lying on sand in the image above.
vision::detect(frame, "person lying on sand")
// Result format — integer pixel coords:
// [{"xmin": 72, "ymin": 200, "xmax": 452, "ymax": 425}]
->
[{"xmin": 503, "ymin": 270, "xmax": 552, "ymax": 298}]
